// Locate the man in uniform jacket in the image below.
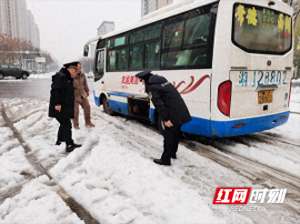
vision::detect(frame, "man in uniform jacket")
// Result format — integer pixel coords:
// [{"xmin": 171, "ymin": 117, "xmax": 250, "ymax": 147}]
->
[
  {"xmin": 73, "ymin": 62, "xmax": 95, "ymax": 129},
  {"xmin": 49, "ymin": 61, "xmax": 82, "ymax": 152},
  {"xmin": 136, "ymin": 70, "xmax": 191, "ymax": 166}
]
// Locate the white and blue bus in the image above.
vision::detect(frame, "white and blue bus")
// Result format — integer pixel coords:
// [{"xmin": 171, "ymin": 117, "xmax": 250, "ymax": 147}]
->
[{"xmin": 84, "ymin": 0, "xmax": 293, "ymax": 138}]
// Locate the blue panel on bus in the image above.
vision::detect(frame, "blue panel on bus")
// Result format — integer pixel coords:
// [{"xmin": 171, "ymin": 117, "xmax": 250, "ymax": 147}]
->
[
  {"xmin": 108, "ymin": 91, "xmax": 133, "ymax": 97},
  {"xmin": 93, "ymin": 90, "xmax": 101, "ymax": 106},
  {"xmin": 182, "ymin": 111, "xmax": 289, "ymax": 138},
  {"xmin": 181, "ymin": 117, "xmax": 212, "ymax": 136},
  {"xmin": 102, "ymin": 99, "xmax": 289, "ymax": 138},
  {"xmin": 108, "ymin": 100, "xmax": 129, "ymax": 115}
]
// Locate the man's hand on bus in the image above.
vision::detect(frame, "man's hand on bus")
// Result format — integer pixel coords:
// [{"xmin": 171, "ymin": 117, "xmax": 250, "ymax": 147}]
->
[
  {"xmin": 55, "ymin": 105, "xmax": 62, "ymax": 112},
  {"xmin": 164, "ymin": 120, "xmax": 174, "ymax": 128}
]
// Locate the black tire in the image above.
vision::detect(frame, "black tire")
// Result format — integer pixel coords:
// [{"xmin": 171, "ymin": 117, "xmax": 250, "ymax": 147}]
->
[
  {"xmin": 0, "ymin": 73, "xmax": 4, "ymax": 80},
  {"xmin": 21, "ymin": 73, "xmax": 28, "ymax": 80},
  {"xmin": 102, "ymin": 96, "xmax": 114, "ymax": 115}
]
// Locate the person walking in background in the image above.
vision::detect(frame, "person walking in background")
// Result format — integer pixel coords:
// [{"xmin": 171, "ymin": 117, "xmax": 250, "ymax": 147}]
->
[
  {"xmin": 135, "ymin": 70, "xmax": 191, "ymax": 166},
  {"xmin": 48, "ymin": 61, "xmax": 82, "ymax": 153},
  {"xmin": 73, "ymin": 62, "xmax": 95, "ymax": 129}
]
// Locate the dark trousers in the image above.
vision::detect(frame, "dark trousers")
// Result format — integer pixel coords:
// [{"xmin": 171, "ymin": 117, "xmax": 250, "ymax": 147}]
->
[
  {"xmin": 161, "ymin": 125, "xmax": 181, "ymax": 162},
  {"xmin": 56, "ymin": 116, "xmax": 73, "ymax": 145}
]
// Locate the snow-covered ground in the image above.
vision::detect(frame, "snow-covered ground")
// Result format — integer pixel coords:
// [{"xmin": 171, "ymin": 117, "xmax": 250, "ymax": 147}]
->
[
  {"xmin": 292, "ymin": 78, "xmax": 300, "ymax": 84},
  {"xmin": 28, "ymin": 72, "xmax": 94, "ymax": 80},
  {"xmin": 0, "ymin": 113, "xmax": 36, "ymax": 195},
  {"xmin": 217, "ymin": 86, "xmax": 300, "ymax": 178},
  {"xmin": 29, "ymin": 73, "xmax": 53, "ymax": 79},
  {"xmin": 0, "ymin": 176, "xmax": 84, "ymax": 224},
  {"xmin": 0, "ymin": 96, "xmax": 299, "ymax": 224},
  {"xmin": 0, "ymin": 73, "xmax": 52, "ymax": 81},
  {"xmin": 214, "ymin": 116, "xmax": 300, "ymax": 178},
  {"xmin": 290, "ymin": 85, "xmax": 300, "ymax": 113},
  {"xmin": 0, "ymin": 78, "xmax": 30, "ymax": 82}
]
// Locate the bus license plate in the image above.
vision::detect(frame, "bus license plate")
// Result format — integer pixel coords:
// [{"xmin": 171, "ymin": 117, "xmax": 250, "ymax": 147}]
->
[{"xmin": 258, "ymin": 90, "xmax": 273, "ymax": 104}]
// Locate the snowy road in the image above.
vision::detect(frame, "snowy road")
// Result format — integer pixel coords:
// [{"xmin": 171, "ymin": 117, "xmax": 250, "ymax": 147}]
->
[
  {"xmin": 0, "ymin": 79, "xmax": 299, "ymax": 224},
  {"xmin": 0, "ymin": 78, "xmax": 51, "ymax": 100}
]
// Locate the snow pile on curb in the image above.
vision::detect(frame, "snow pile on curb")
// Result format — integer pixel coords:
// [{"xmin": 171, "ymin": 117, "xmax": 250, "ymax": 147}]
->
[{"xmin": 29, "ymin": 73, "xmax": 53, "ymax": 79}]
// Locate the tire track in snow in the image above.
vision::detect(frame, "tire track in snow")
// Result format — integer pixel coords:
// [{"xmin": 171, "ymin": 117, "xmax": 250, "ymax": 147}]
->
[
  {"xmin": 93, "ymin": 112, "xmax": 300, "ymax": 216},
  {"xmin": 0, "ymin": 180, "xmax": 29, "ymax": 203},
  {"xmin": 183, "ymin": 141, "xmax": 300, "ymax": 215},
  {"xmin": 252, "ymin": 132, "xmax": 300, "ymax": 148},
  {"xmin": 12, "ymin": 107, "xmax": 47, "ymax": 123},
  {"xmin": 290, "ymin": 111, "xmax": 300, "ymax": 115},
  {"xmin": 1, "ymin": 103, "xmax": 100, "ymax": 224}
]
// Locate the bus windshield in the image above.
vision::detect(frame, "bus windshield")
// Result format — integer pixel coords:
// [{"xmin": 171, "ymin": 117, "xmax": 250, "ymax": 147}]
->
[{"xmin": 233, "ymin": 3, "xmax": 292, "ymax": 54}]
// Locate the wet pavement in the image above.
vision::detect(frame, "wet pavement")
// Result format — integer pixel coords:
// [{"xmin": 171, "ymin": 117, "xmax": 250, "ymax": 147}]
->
[
  {"xmin": 0, "ymin": 77, "xmax": 299, "ymax": 101},
  {"xmin": 0, "ymin": 79, "xmax": 51, "ymax": 101}
]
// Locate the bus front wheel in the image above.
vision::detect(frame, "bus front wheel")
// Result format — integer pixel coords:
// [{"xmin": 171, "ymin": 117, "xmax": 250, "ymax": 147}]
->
[{"xmin": 102, "ymin": 96, "xmax": 114, "ymax": 115}]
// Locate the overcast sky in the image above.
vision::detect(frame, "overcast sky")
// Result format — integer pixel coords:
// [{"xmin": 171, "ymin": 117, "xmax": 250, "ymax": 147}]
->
[{"xmin": 26, "ymin": 0, "xmax": 141, "ymax": 65}]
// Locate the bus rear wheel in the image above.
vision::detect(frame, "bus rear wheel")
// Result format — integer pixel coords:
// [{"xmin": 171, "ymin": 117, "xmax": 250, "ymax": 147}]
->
[{"xmin": 102, "ymin": 96, "xmax": 114, "ymax": 115}]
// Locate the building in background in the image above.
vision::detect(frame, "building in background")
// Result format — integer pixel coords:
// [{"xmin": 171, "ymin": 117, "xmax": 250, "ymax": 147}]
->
[
  {"xmin": 97, "ymin": 21, "xmax": 115, "ymax": 36},
  {"xmin": 0, "ymin": 0, "xmax": 45, "ymax": 72},
  {"xmin": 0, "ymin": 0, "xmax": 40, "ymax": 49},
  {"xmin": 142, "ymin": 0, "xmax": 173, "ymax": 16},
  {"xmin": 26, "ymin": 10, "xmax": 40, "ymax": 49},
  {"xmin": 0, "ymin": 1, "xmax": 9, "ymax": 35}
]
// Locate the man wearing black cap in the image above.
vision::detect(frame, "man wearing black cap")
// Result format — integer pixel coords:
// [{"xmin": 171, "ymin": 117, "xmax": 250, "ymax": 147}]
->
[
  {"xmin": 49, "ymin": 61, "xmax": 82, "ymax": 152},
  {"xmin": 136, "ymin": 70, "xmax": 191, "ymax": 166}
]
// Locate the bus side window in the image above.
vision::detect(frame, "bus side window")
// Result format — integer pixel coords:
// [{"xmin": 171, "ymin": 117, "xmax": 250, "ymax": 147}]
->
[
  {"xmin": 162, "ymin": 21, "xmax": 184, "ymax": 49},
  {"xmin": 106, "ymin": 34, "xmax": 129, "ymax": 72},
  {"xmin": 83, "ymin": 44, "xmax": 89, "ymax": 57},
  {"xmin": 184, "ymin": 14, "xmax": 210, "ymax": 47},
  {"xmin": 130, "ymin": 44, "xmax": 144, "ymax": 70},
  {"xmin": 108, "ymin": 50, "xmax": 117, "ymax": 71},
  {"xmin": 129, "ymin": 22, "xmax": 161, "ymax": 71},
  {"xmin": 145, "ymin": 41, "xmax": 160, "ymax": 69},
  {"xmin": 116, "ymin": 48, "xmax": 129, "ymax": 71},
  {"xmin": 161, "ymin": 5, "xmax": 214, "ymax": 69}
]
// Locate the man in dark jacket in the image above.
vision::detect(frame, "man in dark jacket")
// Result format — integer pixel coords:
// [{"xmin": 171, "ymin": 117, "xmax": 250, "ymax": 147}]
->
[
  {"xmin": 49, "ymin": 61, "xmax": 82, "ymax": 152},
  {"xmin": 136, "ymin": 70, "xmax": 191, "ymax": 166}
]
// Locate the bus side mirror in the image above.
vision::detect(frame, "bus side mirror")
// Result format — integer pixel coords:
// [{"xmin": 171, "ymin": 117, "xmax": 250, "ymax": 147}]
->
[{"xmin": 83, "ymin": 45, "xmax": 89, "ymax": 57}]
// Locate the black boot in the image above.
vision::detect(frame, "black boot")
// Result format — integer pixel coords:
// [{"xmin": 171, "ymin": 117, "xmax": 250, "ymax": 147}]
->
[
  {"xmin": 55, "ymin": 140, "xmax": 61, "ymax": 146},
  {"xmin": 171, "ymin": 154, "xmax": 177, "ymax": 159},
  {"xmin": 66, "ymin": 143, "xmax": 82, "ymax": 153},
  {"xmin": 153, "ymin": 158, "xmax": 171, "ymax": 166}
]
